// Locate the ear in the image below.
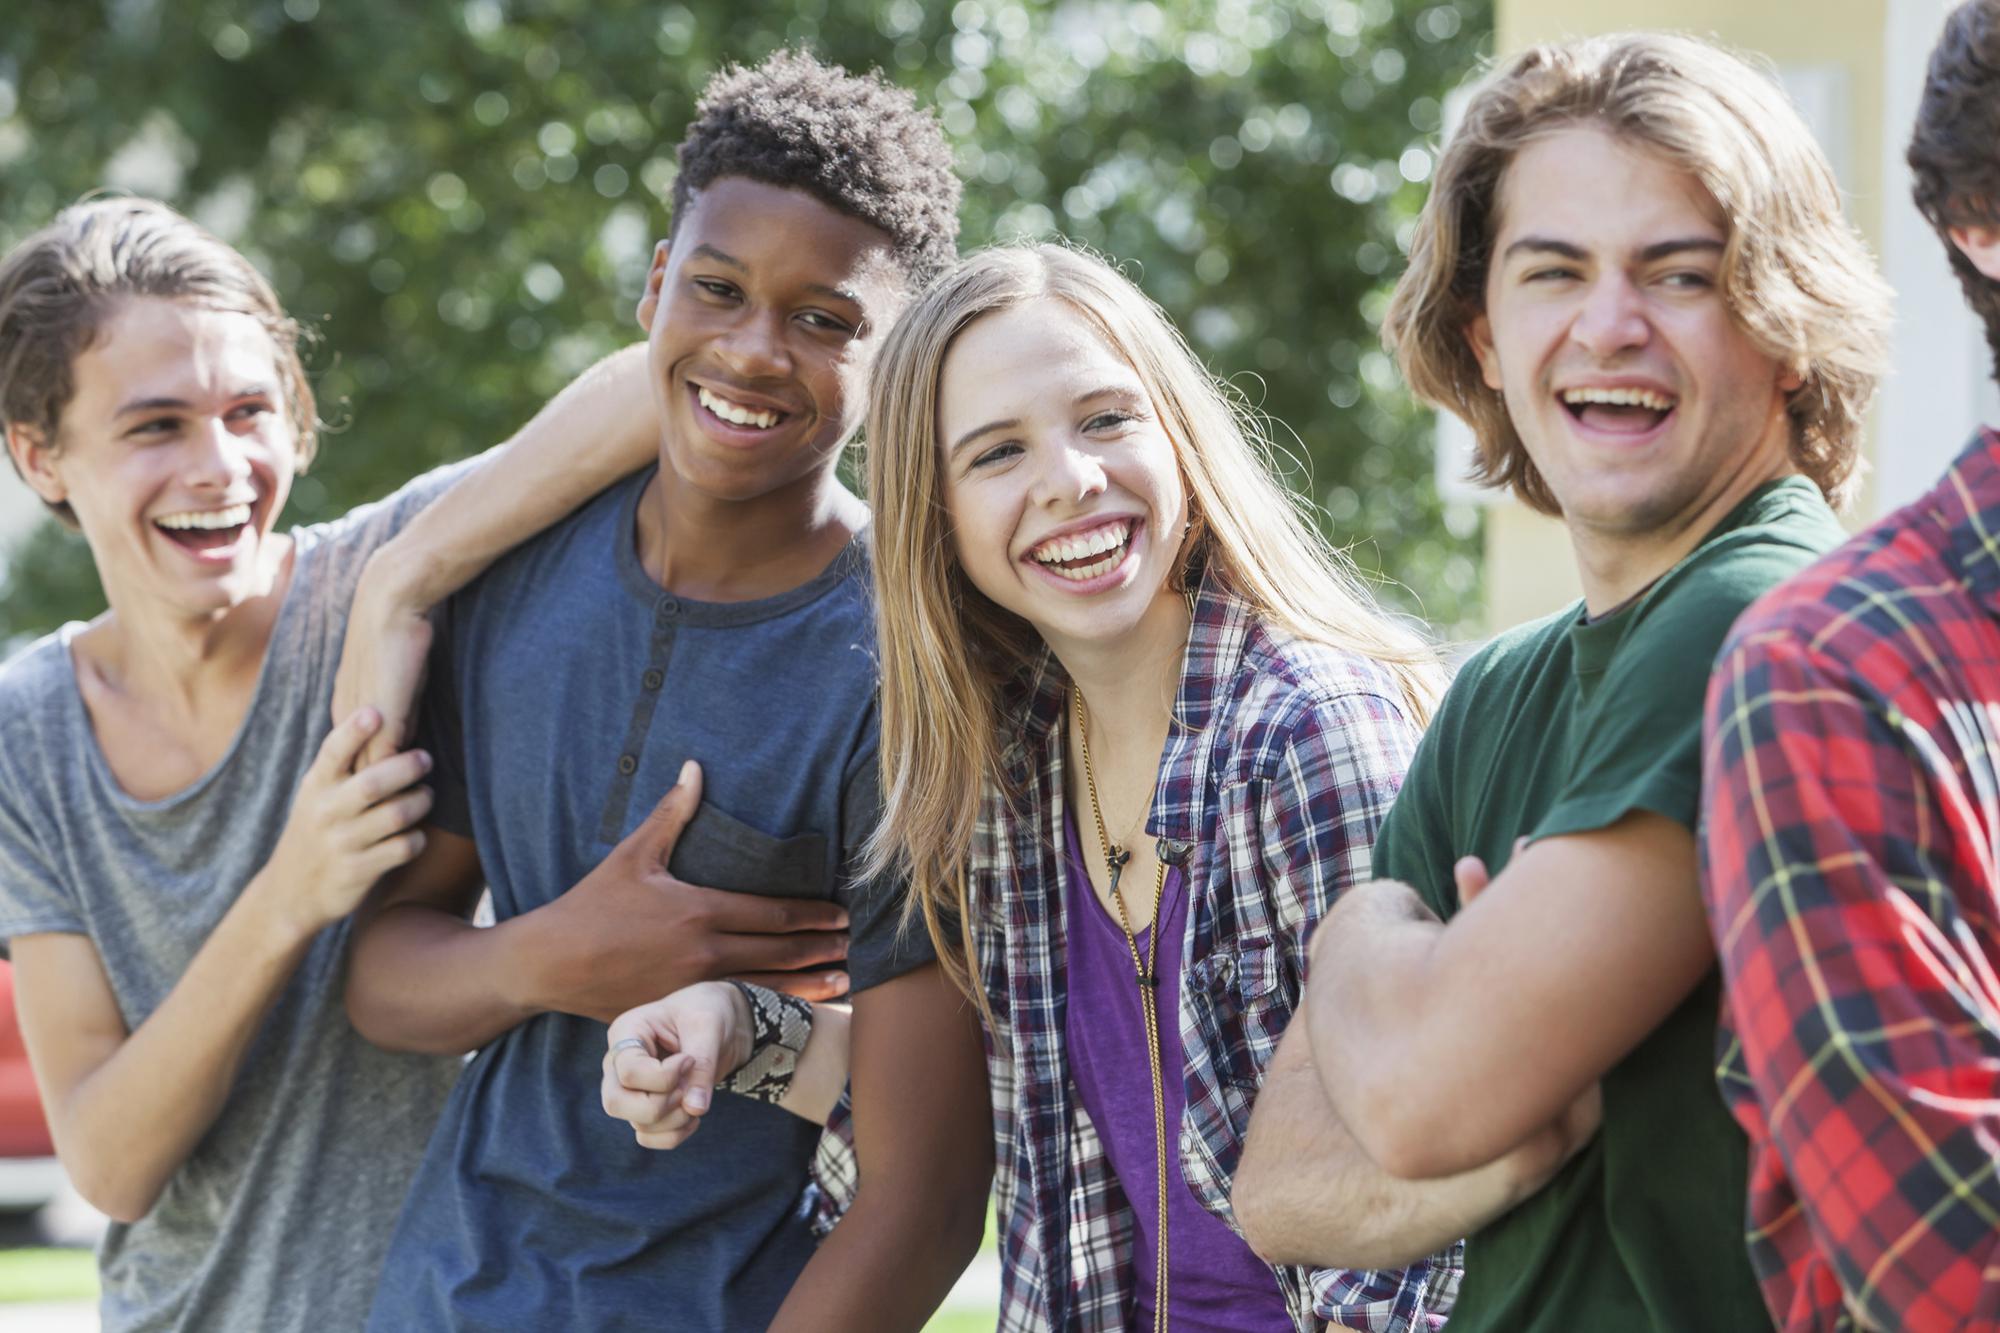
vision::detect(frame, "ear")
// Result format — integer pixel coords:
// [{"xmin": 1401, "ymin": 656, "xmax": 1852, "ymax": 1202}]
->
[
  {"xmin": 1777, "ymin": 365, "xmax": 1805, "ymax": 394},
  {"xmin": 1949, "ymin": 224, "xmax": 2000, "ymax": 283},
  {"xmin": 1465, "ymin": 311, "xmax": 1504, "ymax": 392},
  {"xmin": 635, "ymin": 239, "xmax": 672, "ymax": 332},
  {"xmin": 4, "ymin": 423, "xmax": 67, "ymax": 508}
]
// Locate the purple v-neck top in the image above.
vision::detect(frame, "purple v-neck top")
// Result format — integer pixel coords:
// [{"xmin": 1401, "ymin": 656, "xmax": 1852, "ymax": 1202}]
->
[{"xmin": 1062, "ymin": 810, "xmax": 1294, "ymax": 1331}]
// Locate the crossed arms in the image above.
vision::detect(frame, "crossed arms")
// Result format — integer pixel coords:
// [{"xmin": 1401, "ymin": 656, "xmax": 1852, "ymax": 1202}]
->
[{"xmin": 1237, "ymin": 811, "xmax": 1709, "ymax": 1271}]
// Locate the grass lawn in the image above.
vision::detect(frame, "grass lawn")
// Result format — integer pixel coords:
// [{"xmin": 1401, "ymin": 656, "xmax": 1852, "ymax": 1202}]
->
[
  {"xmin": 0, "ymin": 1247, "xmax": 96, "ymax": 1303},
  {"xmin": 924, "ymin": 1312, "xmax": 996, "ymax": 1333}
]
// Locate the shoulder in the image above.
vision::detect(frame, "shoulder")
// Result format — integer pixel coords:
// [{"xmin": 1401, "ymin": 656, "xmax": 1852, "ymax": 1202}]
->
[
  {"xmin": 1638, "ymin": 480, "xmax": 1850, "ymax": 646},
  {"xmin": 1219, "ymin": 620, "xmax": 1422, "ymax": 790},
  {"xmin": 0, "ymin": 630, "xmax": 76, "ymax": 734},
  {"xmin": 1437, "ymin": 602, "xmax": 1577, "ymax": 715},
  {"xmin": 1722, "ymin": 501, "xmax": 1950, "ymax": 674}
]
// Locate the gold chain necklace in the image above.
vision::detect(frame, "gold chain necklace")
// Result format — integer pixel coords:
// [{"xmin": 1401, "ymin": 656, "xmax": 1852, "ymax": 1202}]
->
[{"xmin": 1073, "ymin": 687, "xmax": 1171, "ymax": 1333}]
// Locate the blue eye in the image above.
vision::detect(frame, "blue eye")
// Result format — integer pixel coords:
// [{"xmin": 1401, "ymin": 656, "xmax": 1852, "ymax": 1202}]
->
[{"xmin": 1084, "ymin": 410, "xmax": 1135, "ymax": 431}]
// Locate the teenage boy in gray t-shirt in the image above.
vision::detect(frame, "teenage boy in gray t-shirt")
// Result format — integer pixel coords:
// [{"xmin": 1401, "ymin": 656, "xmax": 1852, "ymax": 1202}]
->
[
  {"xmin": 0, "ymin": 197, "xmax": 670, "ymax": 1333},
  {"xmin": 346, "ymin": 54, "xmax": 992, "ymax": 1333}
]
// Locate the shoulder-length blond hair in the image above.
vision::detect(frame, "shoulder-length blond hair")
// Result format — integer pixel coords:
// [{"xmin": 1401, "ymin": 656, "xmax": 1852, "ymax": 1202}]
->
[
  {"xmin": 864, "ymin": 242, "xmax": 1441, "ymax": 999},
  {"xmin": 1384, "ymin": 32, "xmax": 1892, "ymax": 514}
]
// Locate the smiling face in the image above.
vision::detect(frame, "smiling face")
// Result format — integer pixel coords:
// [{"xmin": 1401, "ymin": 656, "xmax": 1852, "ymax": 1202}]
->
[
  {"xmin": 636, "ymin": 176, "xmax": 898, "ymax": 505},
  {"xmin": 936, "ymin": 297, "xmax": 1188, "ymax": 656},
  {"xmin": 1468, "ymin": 126, "xmax": 1798, "ymax": 548},
  {"xmin": 7, "ymin": 296, "xmax": 296, "ymax": 620}
]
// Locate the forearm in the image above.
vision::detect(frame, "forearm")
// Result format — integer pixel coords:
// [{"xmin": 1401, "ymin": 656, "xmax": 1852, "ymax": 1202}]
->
[
  {"xmin": 358, "ymin": 343, "xmax": 653, "ymax": 607},
  {"xmin": 42, "ymin": 878, "xmax": 314, "ymax": 1221},
  {"xmin": 1306, "ymin": 890, "xmax": 1457, "ymax": 1176},
  {"xmin": 770, "ymin": 967, "xmax": 992, "ymax": 1332},
  {"xmin": 768, "ymin": 1180, "xmax": 987, "ymax": 1333},
  {"xmin": 346, "ymin": 902, "xmax": 544, "ymax": 1055},
  {"xmin": 1238, "ymin": 1028, "xmax": 1521, "ymax": 1269}
]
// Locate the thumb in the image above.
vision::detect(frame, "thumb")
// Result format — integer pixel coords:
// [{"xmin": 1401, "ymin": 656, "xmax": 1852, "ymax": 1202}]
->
[
  {"xmin": 1453, "ymin": 855, "xmax": 1491, "ymax": 906},
  {"xmin": 633, "ymin": 760, "xmax": 703, "ymax": 867},
  {"xmin": 675, "ymin": 1006, "xmax": 727, "ymax": 1115}
]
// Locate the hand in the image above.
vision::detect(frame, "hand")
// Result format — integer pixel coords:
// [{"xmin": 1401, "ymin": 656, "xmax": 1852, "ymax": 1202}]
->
[
  {"xmin": 262, "ymin": 708, "xmax": 433, "ymax": 935},
  {"xmin": 1454, "ymin": 851, "xmax": 1603, "ymax": 1196},
  {"xmin": 334, "ymin": 560, "xmax": 434, "ymax": 769},
  {"xmin": 531, "ymin": 761, "xmax": 853, "ymax": 1025},
  {"xmin": 600, "ymin": 982, "xmax": 751, "ymax": 1148}
]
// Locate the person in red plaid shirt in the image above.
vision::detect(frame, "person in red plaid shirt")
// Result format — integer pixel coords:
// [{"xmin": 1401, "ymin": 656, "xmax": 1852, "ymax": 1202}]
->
[
  {"xmin": 1700, "ymin": 4, "xmax": 2000, "ymax": 1328},
  {"xmin": 1239, "ymin": 33, "xmax": 1895, "ymax": 1333}
]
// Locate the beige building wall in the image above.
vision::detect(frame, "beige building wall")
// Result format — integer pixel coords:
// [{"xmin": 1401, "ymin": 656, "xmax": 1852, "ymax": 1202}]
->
[{"xmin": 1475, "ymin": 0, "xmax": 1993, "ymax": 633}]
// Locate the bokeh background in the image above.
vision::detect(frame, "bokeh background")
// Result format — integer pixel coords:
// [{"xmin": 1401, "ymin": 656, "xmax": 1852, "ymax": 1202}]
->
[{"xmin": 0, "ymin": 0, "xmax": 1492, "ymax": 645}]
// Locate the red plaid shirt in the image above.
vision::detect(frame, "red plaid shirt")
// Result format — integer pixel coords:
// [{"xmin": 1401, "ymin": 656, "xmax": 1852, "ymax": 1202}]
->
[{"xmin": 1702, "ymin": 429, "xmax": 2000, "ymax": 1331}]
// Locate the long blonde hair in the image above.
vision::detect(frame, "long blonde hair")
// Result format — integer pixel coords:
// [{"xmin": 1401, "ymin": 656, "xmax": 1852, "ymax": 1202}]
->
[
  {"xmin": 1384, "ymin": 32, "xmax": 1892, "ymax": 514},
  {"xmin": 863, "ymin": 242, "xmax": 1441, "ymax": 1000}
]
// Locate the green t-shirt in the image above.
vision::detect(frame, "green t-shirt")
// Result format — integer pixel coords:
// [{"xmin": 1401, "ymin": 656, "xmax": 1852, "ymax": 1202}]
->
[{"xmin": 1371, "ymin": 477, "xmax": 1845, "ymax": 1332}]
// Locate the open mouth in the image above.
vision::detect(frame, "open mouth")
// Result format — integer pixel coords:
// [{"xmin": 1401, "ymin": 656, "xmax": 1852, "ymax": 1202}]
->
[
  {"xmin": 693, "ymin": 383, "xmax": 791, "ymax": 434},
  {"xmin": 1027, "ymin": 517, "xmax": 1137, "ymax": 583},
  {"xmin": 1559, "ymin": 386, "xmax": 1676, "ymax": 435},
  {"xmin": 154, "ymin": 502, "xmax": 252, "ymax": 554}
]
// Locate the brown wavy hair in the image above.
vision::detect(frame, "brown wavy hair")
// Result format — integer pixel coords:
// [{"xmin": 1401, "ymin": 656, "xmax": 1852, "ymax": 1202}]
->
[
  {"xmin": 1384, "ymin": 32, "xmax": 1892, "ymax": 514},
  {"xmin": 0, "ymin": 196, "xmax": 316, "ymax": 527},
  {"xmin": 1909, "ymin": 0, "xmax": 2000, "ymax": 380}
]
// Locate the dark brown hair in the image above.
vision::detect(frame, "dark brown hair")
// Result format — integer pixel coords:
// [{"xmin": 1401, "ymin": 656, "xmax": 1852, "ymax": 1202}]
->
[
  {"xmin": 0, "ymin": 197, "xmax": 315, "ymax": 525},
  {"xmin": 1385, "ymin": 33, "xmax": 1892, "ymax": 513},
  {"xmin": 1909, "ymin": 0, "xmax": 2000, "ymax": 380}
]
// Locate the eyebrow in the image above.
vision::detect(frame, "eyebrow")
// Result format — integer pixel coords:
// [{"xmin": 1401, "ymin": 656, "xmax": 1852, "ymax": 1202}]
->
[
  {"xmin": 689, "ymin": 244, "xmax": 861, "ymax": 308},
  {"xmin": 1502, "ymin": 235, "xmax": 1726, "ymax": 263},
  {"xmin": 949, "ymin": 417, "xmax": 1018, "ymax": 459},
  {"xmin": 113, "ymin": 386, "xmax": 272, "ymax": 418}
]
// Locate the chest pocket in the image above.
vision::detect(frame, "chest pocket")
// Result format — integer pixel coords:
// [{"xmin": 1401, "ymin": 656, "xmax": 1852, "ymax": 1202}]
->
[
  {"xmin": 1186, "ymin": 934, "xmax": 1283, "ymax": 1091},
  {"xmin": 667, "ymin": 801, "xmax": 830, "ymax": 900}
]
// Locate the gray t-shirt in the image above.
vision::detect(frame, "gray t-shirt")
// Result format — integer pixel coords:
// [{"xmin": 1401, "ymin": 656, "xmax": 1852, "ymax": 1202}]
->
[
  {"xmin": 0, "ymin": 464, "xmax": 472, "ymax": 1333},
  {"xmin": 367, "ymin": 467, "xmax": 932, "ymax": 1333}
]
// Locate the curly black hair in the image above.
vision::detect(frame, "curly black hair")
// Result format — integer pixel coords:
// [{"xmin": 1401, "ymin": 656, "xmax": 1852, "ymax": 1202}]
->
[
  {"xmin": 672, "ymin": 50, "xmax": 960, "ymax": 286},
  {"xmin": 1910, "ymin": 0, "xmax": 2000, "ymax": 380}
]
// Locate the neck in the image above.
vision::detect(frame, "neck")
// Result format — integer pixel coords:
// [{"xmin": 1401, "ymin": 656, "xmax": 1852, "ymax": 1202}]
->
[
  {"xmin": 1571, "ymin": 433, "xmax": 1793, "ymax": 616},
  {"xmin": 88, "ymin": 541, "xmax": 290, "ymax": 717},
  {"xmin": 634, "ymin": 458, "xmax": 867, "ymax": 602},
  {"xmin": 1052, "ymin": 586, "xmax": 1192, "ymax": 764}
]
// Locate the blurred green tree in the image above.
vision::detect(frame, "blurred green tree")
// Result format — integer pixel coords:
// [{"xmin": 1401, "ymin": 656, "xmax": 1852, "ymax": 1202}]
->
[{"xmin": 0, "ymin": 0, "xmax": 1488, "ymax": 644}]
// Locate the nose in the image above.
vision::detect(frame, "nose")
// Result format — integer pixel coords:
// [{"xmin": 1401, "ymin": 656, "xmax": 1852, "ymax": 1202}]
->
[
  {"xmin": 1567, "ymin": 271, "xmax": 1651, "ymax": 361},
  {"xmin": 183, "ymin": 415, "xmax": 252, "ymax": 489},
  {"xmin": 1031, "ymin": 437, "xmax": 1109, "ymax": 508},
  {"xmin": 713, "ymin": 306, "xmax": 792, "ymax": 380}
]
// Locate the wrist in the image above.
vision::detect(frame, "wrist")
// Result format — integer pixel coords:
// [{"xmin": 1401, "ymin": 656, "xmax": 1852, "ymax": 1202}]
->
[
  {"xmin": 240, "ymin": 863, "xmax": 328, "ymax": 951},
  {"xmin": 357, "ymin": 537, "xmax": 451, "ymax": 613},
  {"xmin": 718, "ymin": 983, "xmax": 813, "ymax": 1104}
]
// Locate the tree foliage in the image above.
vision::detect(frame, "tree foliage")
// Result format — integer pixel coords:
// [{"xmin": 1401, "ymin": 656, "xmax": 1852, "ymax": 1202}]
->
[{"xmin": 0, "ymin": 0, "xmax": 1489, "ymax": 644}]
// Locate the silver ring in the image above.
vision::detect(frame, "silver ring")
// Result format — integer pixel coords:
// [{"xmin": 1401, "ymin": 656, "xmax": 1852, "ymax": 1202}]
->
[{"xmin": 610, "ymin": 1037, "xmax": 650, "ymax": 1057}]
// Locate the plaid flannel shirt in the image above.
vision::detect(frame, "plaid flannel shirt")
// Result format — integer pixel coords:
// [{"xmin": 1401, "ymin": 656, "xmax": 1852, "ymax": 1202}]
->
[
  {"xmin": 927, "ymin": 576, "xmax": 1454, "ymax": 1332},
  {"xmin": 1701, "ymin": 429, "xmax": 2000, "ymax": 1331}
]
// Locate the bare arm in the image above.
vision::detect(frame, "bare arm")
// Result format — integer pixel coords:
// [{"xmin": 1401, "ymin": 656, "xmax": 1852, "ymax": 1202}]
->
[
  {"xmin": 347, "ymin": 764, "xmax": 855, "ymax": 1056},
  {"xmin": 770, "ymin": 964, "xmax": 992, "ymax": 1333},
  {"xmin": 12, "ymin": 710, "xmax": 432, "ymax": 1222},
  {"xmin": 1308, "ymin": 810, "xmax": 1710, "ymax": 1179},
  {"xmin": 336, "ymin": 343, "xmax": 656, "ymax": 762},
  {"xmin": 1237, "ymin": 1017, "xmax": 1595, "ymax": 1269}
]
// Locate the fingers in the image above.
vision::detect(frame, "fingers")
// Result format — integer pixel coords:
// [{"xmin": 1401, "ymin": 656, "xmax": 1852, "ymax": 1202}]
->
[
  {"xmin": 315, "ymin": 707, "xmax": 383, "ymax": 781},
  {"xmin": 1453, "ymin": 855, "xmax": 1492, "ymax": 905},
  {"xmin": 345, "ymin": 749, "xmax": 434, "ymax": 811},
  {"xmin": 701, "ymin": 886, "xmax": 849, "ymax": 936},
  {"xmin": 671, "ymin": 1009, "xmax": 727, "ymax": 1115},
  {"xmin": 739, "ymin": 968, "xmax": 851, "ymax": 1002},
  {"xmin": 632, "ymin": 761, "xmax": 703, "ymax": 866},
  {"xmin": 711, "ymin": 927, "xmax": 850, "ymax": 979},
  {"xmin": 353, "ymin": 786, "xmax": 435, "ymax": 846},
  {"xmin": 600, "ymin": 1047, "xmax": 704, "ymax": 1149}
]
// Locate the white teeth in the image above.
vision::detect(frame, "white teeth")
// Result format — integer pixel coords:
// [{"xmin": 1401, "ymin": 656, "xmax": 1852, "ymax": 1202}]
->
[
  {"xmin": 697, "ymin": 385, "xmax": 781, "ymax": 429},
  {"xmin": 1561, "ymin": 386, "xmax": 1675, "ymax": 412},
  {"xmin": 1031, "ymin": 520, "xmax": 1133, "ymax": 575},
  {"xmin": 156, "ymin": 503, "xmax": 251, "ymax": 531}
]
